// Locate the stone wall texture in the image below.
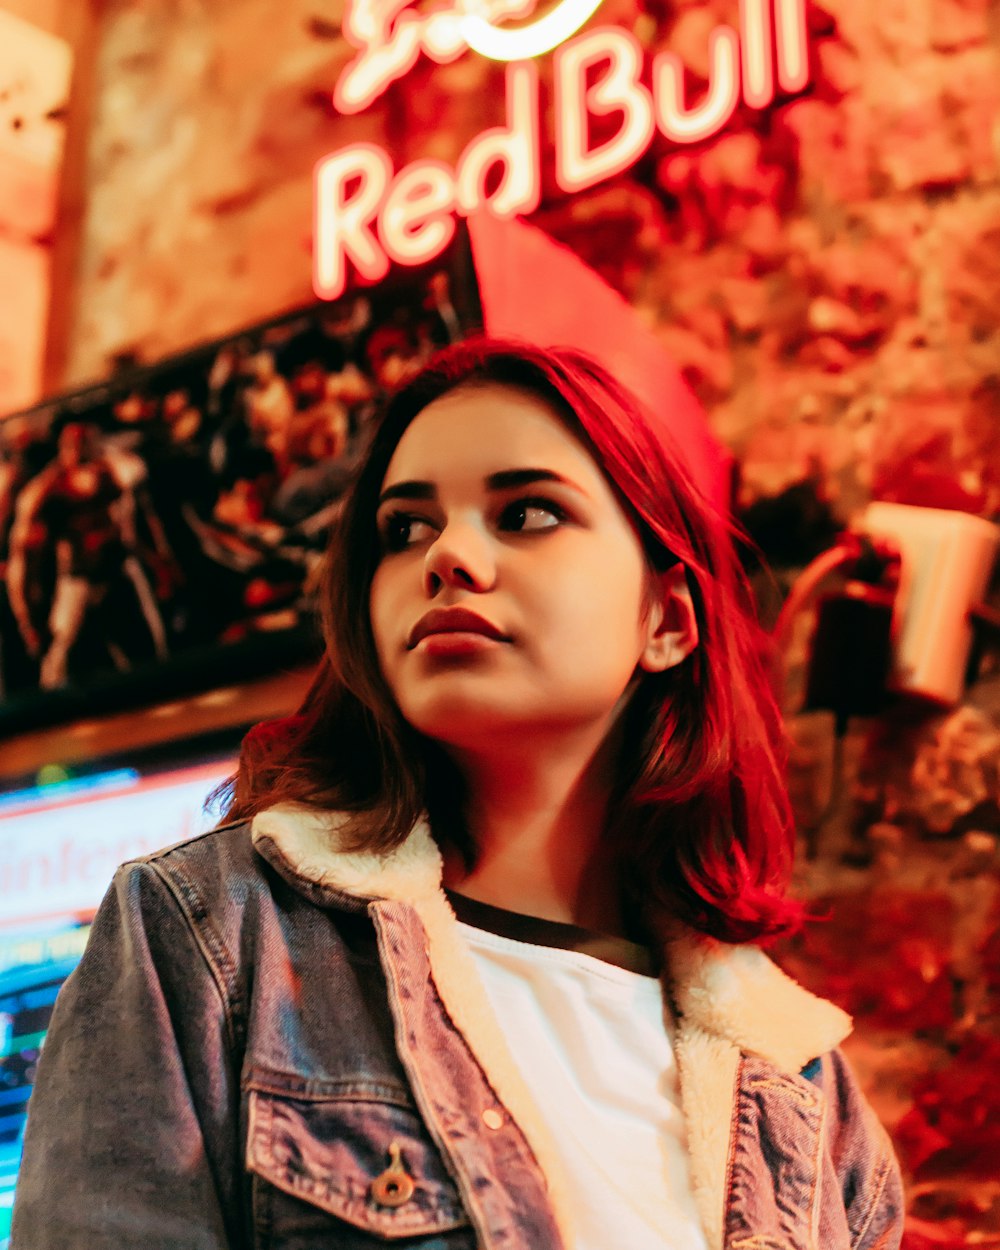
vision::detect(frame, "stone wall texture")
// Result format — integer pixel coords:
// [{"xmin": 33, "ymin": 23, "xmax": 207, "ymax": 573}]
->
[{"xmin": 50, "ymin": 0, "xmax": 1000, "ymax": 1244}]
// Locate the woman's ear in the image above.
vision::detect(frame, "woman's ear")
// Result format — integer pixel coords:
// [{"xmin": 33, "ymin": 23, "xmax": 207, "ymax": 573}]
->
[{"xmin": 638, "ymin": 563, "xmax": 699, "ymax": 673}]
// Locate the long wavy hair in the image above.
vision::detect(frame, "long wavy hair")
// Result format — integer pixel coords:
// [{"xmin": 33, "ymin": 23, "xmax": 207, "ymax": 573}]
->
[{"xmin": 221, "ymin": 337, "xmax": 802, "ymax": 943}]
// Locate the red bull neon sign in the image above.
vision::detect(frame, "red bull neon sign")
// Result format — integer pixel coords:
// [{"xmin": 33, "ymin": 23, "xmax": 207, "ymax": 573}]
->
[{"xmin": 314, "ymin": 0, "xmax": 811, "ymax": 299}]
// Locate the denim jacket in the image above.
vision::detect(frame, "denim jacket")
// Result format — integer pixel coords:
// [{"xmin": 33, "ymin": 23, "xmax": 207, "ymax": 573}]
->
[{"xmin": 12, "ymin": 805, "xmax": 904, "ymax": 1250}]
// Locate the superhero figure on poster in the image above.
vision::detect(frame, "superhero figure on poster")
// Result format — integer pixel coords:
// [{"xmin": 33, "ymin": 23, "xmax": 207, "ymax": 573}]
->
[
  {"xmin": 5, "ymin": 421, "xmax": 168, "ymax": 690},
  {"xmin": 0, "ymin": 418, "xmax": 43, "ymax": 697}
]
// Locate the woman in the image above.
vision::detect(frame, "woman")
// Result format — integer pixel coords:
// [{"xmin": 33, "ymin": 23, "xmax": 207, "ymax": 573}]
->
[{"xmin": 13, "ymin": 339, "xmax": 903, "ymax": 1250}]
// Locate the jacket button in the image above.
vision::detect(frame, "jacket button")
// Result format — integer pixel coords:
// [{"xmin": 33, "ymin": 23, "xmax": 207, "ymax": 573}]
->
[
  {"xmin": 481, "ymin": 1108, "xmax": 503, "ymax": 1130},
  {"xmin": 371, "ymin": 1141, "xmax": 416, "ymax": 1208}
]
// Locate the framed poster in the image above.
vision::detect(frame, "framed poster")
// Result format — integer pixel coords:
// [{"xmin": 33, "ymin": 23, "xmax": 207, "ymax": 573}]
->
[{"xmin": 0, "ymin": 241, "xmax": 481, "ymax": 736}]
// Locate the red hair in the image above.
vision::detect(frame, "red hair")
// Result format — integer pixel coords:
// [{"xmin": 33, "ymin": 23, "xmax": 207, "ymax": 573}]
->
[{"xmin": 223, "ymin": 338, "xmax": 803, "ymax": 943}]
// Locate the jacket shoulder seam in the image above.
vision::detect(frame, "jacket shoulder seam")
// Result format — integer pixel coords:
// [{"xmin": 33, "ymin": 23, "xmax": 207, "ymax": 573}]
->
[
  {"xmin": 129, "ymin": 820, "xmax": 249, "ymax": 866},
  {"xmin": 143, "ymin": 858, "xmax": 244, "ymax": 1053}
]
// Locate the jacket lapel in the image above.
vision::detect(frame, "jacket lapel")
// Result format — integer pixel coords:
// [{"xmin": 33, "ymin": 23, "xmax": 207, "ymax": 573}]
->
[{"xmin": 252, "ymin": 806, "xmax": 582, "ymax": 1246}]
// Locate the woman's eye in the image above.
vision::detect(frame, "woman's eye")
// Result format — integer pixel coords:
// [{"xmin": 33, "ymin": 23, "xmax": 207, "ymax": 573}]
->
[
  {"xmin": 380, "ymin": 512, "xmax": 436, "ymax": 552},
  {"xmin": 499, "ymin": 499, "xmax": 567, "ymax": 533}
]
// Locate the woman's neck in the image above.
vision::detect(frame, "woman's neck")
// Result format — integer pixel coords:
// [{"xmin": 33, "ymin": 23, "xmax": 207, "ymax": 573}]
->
[{"xmin": 441, "ymin": 724, "xmax": 627, "ymax": 937}]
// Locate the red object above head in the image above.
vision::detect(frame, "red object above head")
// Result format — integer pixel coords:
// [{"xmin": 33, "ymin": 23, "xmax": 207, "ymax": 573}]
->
[{"xmin": 467, "ymin": 211, "xmax": 732, "ymax": 511}]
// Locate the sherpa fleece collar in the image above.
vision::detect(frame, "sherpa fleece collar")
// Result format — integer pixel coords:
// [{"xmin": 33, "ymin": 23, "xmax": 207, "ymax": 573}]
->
[
  {"xmin": 252, "ymin": 802, "xmax": 850, "ymax": 1069},
  {"xmin": 251, "ymin": 802, "xmax": 852, "ymax": 1250}
]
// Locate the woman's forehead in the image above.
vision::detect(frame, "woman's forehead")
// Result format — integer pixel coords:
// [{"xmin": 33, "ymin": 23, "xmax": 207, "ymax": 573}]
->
[{"xmin": 380, "ymin": 382, "xmax": 603, "ymax": 490}]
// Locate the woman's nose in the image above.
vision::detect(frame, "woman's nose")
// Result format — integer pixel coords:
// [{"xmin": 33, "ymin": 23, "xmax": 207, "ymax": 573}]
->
[{"xmin": 422, "ymin": 523, "xmax": 497, "ymax": 596}]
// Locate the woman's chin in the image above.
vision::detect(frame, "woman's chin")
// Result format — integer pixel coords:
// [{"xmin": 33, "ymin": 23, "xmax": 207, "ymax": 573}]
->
[{"xmin": 405, "ymin": 696, "xmax": 533, "ymax": 751}]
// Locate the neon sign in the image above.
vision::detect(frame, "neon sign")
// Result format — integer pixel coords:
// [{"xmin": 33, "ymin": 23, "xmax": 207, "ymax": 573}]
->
[
  {"xmin": 462, "ymin": 0, "xmax": 608, "ymax": 63},
  {"xmin": 314, "ymin": 0, "xmax": 810, "ymax": 300},
  {"xmin": 333, "ymin": 0, "xmax": 589, "ymax": 114}
]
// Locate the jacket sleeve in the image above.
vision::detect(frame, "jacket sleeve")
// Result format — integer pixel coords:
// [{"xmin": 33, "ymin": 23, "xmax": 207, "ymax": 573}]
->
[
  {"xmin": 11, "ymin": 859, "xmax": 245, "ymax": 1250},
  {"xmin": 820, "ymin": 1049, "xmax": 906, "ymax": 1250}
]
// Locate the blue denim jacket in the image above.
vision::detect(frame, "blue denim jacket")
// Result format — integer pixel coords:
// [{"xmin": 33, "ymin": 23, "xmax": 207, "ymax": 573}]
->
[{"xmin": 12, "ymin": 807, "xmax": 904, "ymax": 1250}]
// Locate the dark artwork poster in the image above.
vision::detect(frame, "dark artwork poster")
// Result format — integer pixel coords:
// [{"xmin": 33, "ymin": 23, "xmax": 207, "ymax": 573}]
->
[{"xmin": 0, "ymin": 243, "xmax": 481, "ymax": 736}]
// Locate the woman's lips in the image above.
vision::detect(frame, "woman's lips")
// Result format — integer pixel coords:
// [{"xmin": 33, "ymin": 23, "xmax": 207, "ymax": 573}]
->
[
  {"xmin": 415, "ymin": 631, "xmax": 506, "ymax": 657},
  {"xmin": 407, "ymin": 607, "xmax": 509, "ymax": 649}
]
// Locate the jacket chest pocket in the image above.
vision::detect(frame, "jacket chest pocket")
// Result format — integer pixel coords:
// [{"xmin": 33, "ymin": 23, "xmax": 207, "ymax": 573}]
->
[{"xmin": 246, "ymin": 1080, "xmax": 476, "ymax": 1249}]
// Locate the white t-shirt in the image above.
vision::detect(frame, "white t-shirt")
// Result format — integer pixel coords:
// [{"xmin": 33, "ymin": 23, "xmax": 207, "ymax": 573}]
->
[{"xmin": 450, "ymin": 894, "xmax": 709, "ymax": 1250}]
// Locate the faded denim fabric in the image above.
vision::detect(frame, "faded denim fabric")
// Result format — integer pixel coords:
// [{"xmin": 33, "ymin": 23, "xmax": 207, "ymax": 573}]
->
[
  {"xmin": 728, "ymin": 1056, "xmax": 903, "ymax": 1250},
  {"xmin": 12, "ymin": 823, "xmax": 903, "ymax": 1250}
]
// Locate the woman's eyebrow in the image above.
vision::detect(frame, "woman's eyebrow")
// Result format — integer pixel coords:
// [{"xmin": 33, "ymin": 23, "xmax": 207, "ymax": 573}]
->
[
  {"xmin": 378, "ymin": 480, "xmax": 436, "ymax": 506},
  {"xmin": 486, "ymin": 468, "xmax": 578, "ymax": 492},
  {"xmin": 378, "ymin": 468, "xmax": 584, "ymax": 507}
]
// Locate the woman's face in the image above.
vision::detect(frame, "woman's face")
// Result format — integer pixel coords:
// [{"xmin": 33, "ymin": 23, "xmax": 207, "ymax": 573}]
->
[{"xmin": 369, "ymin": 382, "xmax": 690, "ymax": 753}]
